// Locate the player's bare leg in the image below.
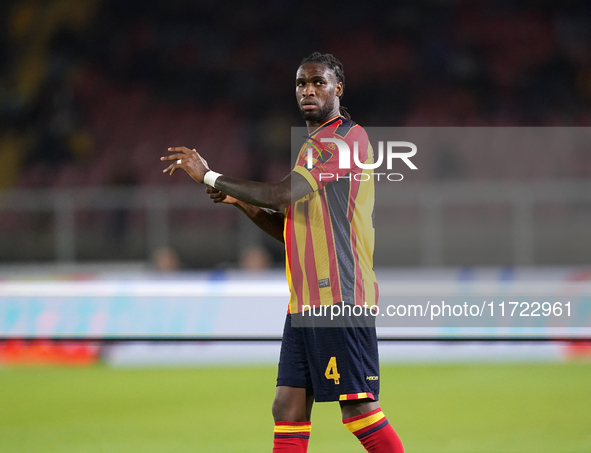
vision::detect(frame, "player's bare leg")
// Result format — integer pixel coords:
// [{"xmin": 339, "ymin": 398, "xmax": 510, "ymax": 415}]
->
[
  {"xmin": 272, "ymin": 386, "xmax": 313, "ymax": 422},
  {"xmin": 340, "ymin": 398, "xmax": 380, "ymax": 419},
  {"xmin": 271, "ymin": 386, "xmax": 314, "ymax": 452},
  {"xmin": 340, "ymin": 399, "xmax": 404, "ymax": 452}
]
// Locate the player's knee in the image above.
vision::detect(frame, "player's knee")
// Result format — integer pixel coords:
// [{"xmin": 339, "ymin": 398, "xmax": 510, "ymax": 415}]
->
[
  {"xmin": 340, "ymin": 399, "xmax": 381, "ymax": 420},
  {"xmin": 271, "ymin": 394, "xmax": 292, "ymax": 421},
  {"xmin": 272, "ymin": 394, "xmax": 307, "ymax": 422},
  {"xmin": 271, "ymin": 396, "xmax": 283, "ymax": 421}
]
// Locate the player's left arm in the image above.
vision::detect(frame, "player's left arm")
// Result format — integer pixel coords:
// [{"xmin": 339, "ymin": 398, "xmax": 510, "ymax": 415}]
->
[{"xmin": 161, "ymin": 146, "xmax": 312, "ymax": 211}]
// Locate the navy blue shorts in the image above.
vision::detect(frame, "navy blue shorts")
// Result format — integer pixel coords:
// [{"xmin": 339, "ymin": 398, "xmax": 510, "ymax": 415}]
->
[{"xmin": 276, "ymin": 308, "xmax": 380, "ymax": 403}]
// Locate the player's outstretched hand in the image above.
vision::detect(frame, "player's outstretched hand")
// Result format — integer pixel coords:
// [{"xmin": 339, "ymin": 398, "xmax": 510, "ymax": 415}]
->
[
  {"xmin": 161, "ymin": 146, "xmax": 209, "ymax": 183},
  {"xmin": 206, "ymin": 185, "xmax": 237, "ymax": 205}
]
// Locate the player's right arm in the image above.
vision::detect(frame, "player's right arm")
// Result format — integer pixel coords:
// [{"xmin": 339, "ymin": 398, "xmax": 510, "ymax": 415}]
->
[
  {"xmin": 161, "ymin": 146, "xmax": 314, "ymax": 242},
  {"xmin": 205, "ymin": 185, "xmax": 286, "ymax": 243},
  {"xmin": 162, "ymin": 147, "xmax": 313, "ymax": 210}
]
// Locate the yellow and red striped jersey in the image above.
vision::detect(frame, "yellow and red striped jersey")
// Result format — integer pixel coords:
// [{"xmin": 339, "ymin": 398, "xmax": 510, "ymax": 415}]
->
[{"xmin": 285, "ymin": 115, "xmax": 378, "ymax": 314}]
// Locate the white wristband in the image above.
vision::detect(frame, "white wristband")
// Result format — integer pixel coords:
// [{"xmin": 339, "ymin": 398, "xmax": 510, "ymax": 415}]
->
[{"xmin": 203, "ymin": 170, "xmax": 222, "ymax": 188}]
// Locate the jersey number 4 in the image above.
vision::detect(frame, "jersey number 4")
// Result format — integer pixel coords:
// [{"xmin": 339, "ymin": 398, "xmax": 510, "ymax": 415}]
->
[{"xmin": 325, "ymin": 356, "xmax": 340, "ymax": 384}]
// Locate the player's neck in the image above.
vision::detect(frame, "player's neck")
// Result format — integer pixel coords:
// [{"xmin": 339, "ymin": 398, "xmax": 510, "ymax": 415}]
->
[{"xmin": 306, "ymin": 110, "xmax": 341, "ymax": 133}]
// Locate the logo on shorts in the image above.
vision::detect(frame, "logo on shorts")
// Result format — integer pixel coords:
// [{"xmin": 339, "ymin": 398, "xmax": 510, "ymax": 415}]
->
[
  {"xmin": 366, "ymin": 376, "xmax": 379, "ymax": 381},
  {"xmin": 318, "ymin": 278, "xmax": 330, "ymax": 288}
]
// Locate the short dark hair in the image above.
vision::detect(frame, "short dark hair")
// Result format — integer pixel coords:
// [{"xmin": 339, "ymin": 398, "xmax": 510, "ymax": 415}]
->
[{"xmin": 300, "ymin": 52, "xmax": 351, "ymax": 120}]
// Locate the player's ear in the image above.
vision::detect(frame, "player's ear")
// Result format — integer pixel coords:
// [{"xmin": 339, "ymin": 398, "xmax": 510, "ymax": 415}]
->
[{"xmin": 335, "ymin": 82, "xmax": 343, "ymax": 98}]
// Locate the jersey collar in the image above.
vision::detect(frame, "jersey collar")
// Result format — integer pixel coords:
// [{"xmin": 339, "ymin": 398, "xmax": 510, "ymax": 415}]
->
[{"xmin": 308, "ymin": 115, "xmax": 344, "ymax": 137}]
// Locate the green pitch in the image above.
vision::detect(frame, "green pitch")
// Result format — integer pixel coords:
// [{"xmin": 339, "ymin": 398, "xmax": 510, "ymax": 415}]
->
[{"xmin": 1, "ymin": 362, "xmax": 590, "ymax": 453}]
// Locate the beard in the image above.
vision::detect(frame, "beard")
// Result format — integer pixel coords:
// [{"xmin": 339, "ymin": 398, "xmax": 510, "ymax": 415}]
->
[{"xmin": 299, "ymin": 99, "xmax": 335, "ymax": 123}]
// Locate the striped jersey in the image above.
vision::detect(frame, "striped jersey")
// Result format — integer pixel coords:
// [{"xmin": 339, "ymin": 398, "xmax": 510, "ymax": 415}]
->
[{"xmin": 284, "ymin": 115, "xmax": 378, "ymax": 314}]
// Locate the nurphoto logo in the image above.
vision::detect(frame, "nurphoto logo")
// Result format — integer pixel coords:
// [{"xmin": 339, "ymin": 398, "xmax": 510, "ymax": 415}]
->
[{"xmin": 306, "ymin": 138, "xmax": 418, "ymax": 181}]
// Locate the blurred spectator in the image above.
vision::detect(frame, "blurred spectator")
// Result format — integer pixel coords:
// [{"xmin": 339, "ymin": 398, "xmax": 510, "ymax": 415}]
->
[
  {"xmin": 151, "ymin": 246, "xmax": 180, "ymax": 272},
  {"xmin": 239, "ymin": 246, "xmax": 271, "ymax": 271}
]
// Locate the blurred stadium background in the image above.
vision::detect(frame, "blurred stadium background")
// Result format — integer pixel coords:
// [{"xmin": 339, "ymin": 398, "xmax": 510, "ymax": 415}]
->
[{"xmin": 0, "ymin": 0, "xmax": 590, "ymax": 452}]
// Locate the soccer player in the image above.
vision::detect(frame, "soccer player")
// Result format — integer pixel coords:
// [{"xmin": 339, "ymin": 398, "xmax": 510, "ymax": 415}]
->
[{"xmin": 161, "ymin": 52, "xmax": 404, "ymax": 453}]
